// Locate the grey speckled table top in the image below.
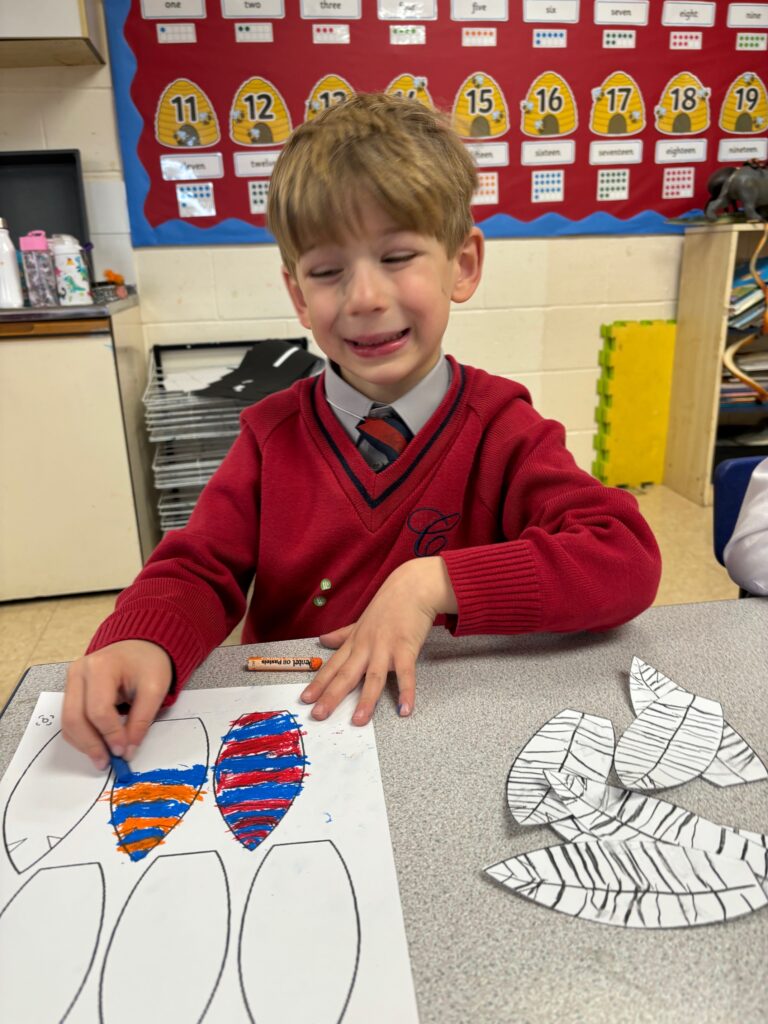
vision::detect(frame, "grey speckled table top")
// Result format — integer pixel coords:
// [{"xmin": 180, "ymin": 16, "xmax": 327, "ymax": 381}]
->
[{"xmin": 2, "ymin": 600, "xmax": 767, "ymax": 1024}]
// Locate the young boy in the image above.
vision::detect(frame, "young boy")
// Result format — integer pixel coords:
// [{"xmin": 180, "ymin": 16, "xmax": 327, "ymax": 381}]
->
[{"xmin": 63, "ymin": 93, "xmax": 661, "ymax": 770}]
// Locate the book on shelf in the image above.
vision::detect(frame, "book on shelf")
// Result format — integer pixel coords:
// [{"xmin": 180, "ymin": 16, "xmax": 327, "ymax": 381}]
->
[{"xmin": 729, "ymin": 257, "xmax": 768, "ymax": 317}]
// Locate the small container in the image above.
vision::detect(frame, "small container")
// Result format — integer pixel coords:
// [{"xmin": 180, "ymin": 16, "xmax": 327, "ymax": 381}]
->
[
  {"xmin": 51, "ymin": 234, "xmax": 93, "ymax": 306},
  {"xmin": 20, "ymin": 230, "xmax": 58, "ymax": 307},
  {"xmin": 0, "ymin": 216, "xmax": 24, "ymax": 308}
]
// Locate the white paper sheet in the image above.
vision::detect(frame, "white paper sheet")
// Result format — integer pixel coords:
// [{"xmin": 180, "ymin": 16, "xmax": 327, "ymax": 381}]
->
[{"xmin": 0, "ymin": 686, "xmax": 419, "ymax": 1024}]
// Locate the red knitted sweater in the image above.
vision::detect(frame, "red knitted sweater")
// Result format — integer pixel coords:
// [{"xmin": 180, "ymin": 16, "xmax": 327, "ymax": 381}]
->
[{"xmin": 88, "ymin": 357, "xmax": 661, "ymax": 691}]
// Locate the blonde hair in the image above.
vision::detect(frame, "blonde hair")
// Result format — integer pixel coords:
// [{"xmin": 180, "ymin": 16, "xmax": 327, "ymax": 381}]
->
[{"xmin": 267, "ymin": 92, "xmax": 477, "ymax": 276}]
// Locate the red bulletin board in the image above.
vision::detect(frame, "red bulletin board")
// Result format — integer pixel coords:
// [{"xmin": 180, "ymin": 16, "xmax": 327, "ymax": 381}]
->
[{"xmin": 104, "ymin": 1, "xmax": 768, "ymax": 246}]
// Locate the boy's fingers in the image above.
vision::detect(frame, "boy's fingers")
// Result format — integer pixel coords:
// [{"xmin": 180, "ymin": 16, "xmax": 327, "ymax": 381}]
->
[
  {"xmin": 124, "ymin": 676, "xmax": 172, "ymax": 756},
  {"xmin": 83, "ymin": 678, "xmax": 129, "ymax": 757},
  {"xmin": 394, "ymin": 654, "xmax": 417, "ymax": 718},
  {"xmin": 318, "ymin": 624, "xmax": 355, "ymax": 649},
  {"xmin": 311, "ymin": 654, "xmax": 367, "ymax": 720},
  {"xmin": 62, "ymin": 668, "xmax": 110, "ymax": 769},
  {"xmin": 351, "ymin": 659, "xmax": 389, "ymax": 726},
  {"xmin": 301, "ymin": 645, "xmax": 351, "ymax": 703}
]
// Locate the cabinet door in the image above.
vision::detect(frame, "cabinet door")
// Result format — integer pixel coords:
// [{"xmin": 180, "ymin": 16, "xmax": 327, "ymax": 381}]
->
[{"xmin": 0, "ymin": 332, "xmax": 142, "ymax": 599}]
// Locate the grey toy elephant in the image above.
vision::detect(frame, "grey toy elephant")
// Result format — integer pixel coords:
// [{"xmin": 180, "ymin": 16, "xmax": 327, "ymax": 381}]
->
[{"xmin": 706, "ymin": 162, "xmax": 768, "ymax": 222}]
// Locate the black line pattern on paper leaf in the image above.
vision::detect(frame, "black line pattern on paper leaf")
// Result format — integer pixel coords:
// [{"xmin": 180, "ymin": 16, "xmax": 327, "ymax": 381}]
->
[
  {"xmin": 546, "ymin": 771, "xmax": 768, "ymax": 881},
  {"xmin": 614, "ymin": 688, "xmax": 724, "ymax": 790},
  {"xmin": 0, "ymin": 862, "xmax": 105, "ymax": 1022},
  {"xmin": 506, "ymin": 710, "xmax": 614, "ymax": 825},
  {"xmin": 629, "ymin": 657, "xmax": 768, "ymax": 787},
  {"xmin": 485, "ymin": 840, "xmax": 767, "ymax": 928}
]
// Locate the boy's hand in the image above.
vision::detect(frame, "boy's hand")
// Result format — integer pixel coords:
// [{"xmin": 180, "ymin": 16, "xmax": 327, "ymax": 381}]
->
[
  {"xmin": 62, "ymin": 640, "xmax": 173, "ymax": 770},
  {"xmin": 301, "ymin": 557, "xmax": 457, "ymax": 726}
]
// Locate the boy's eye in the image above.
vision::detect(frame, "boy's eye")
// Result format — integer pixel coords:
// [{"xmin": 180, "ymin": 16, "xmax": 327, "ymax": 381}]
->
[
  {"xmin": 383, "ymin": 252, "xmax": 416, "ymax": 264},
  {"xmin": 307, "ymin": 267, "xmax": 341, "ymax": 278}
]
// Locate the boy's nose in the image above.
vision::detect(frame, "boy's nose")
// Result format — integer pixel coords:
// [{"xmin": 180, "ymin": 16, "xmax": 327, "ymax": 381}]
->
[{"xmin": 344, "ymin": 265, "xmax": 387, "ymax": 314}]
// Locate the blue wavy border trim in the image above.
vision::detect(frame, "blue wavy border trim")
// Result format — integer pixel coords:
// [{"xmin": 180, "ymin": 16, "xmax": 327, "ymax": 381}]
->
[{"xmin": 104, "ymin": 2, "xmax": 695, "ymax": 246}]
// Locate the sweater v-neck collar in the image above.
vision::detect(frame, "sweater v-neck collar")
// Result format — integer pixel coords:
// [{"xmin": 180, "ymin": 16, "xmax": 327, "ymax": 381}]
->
[{"xmin": 304, "ymin": 356, "xmax": 467, "ymax": 513}]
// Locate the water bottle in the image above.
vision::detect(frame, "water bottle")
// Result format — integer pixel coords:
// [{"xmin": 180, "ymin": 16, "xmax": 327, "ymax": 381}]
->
[
  {"xmin": 19, "ymin": 230, "xmax": 58, "ymax": 307},
  {"xmin": 51, "ymin": 234, "xmax": 93, "ymax": 306},
  {"xmin": 0, "ymin": 217, "xmax": 24, "ymax": 308}
]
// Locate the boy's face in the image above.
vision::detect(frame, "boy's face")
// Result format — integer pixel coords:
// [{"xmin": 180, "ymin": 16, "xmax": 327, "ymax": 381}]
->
[{"xmin": 283, "ymin": 200, "xmax": 483, "ymax": 404}]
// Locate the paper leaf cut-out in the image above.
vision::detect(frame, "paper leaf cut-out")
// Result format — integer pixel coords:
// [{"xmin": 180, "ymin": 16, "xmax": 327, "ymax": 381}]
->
[
  {"xmin": 485, "ymin": 840, "xmax": 767, "ymax": 928},
  {"xmin": 546, "ymin": 772, "xmax": 768, "ymax": 881},
  {"xmin": 240, "ymin": 840, "xmax": 360, "ymax": 1024},
  {"xmin": 0, "ymin": 862, "xmax": 105, "ymax": 1021},
  {"xmin": 214, "ymin": 710, "xmax": 307, "ymax": 850},
  {"xmin": 628, "ymin": 656, "xmax": 679, "ymax": 715},
  {"xmin": 629, "ymin": 657, "xmax": 768, "ymax": 788},
  {"xmin": 506, "ymin": 710, "xmax": 614, "ymax": 825},
  {"xmin": 100, "ymin": 851, "xmax": 229, "ymax": 1024},
  {"xmin": 614, "ymin": 689, "xmax": 723, "ymax": 790},
  {"xmin": 702, "ymin": 723, "xmax": 768, "ymax": 787},
  {"xmin": 109, "ymin": 718, "xmax": 208, "ymax": 862},
  {"xmin": 2, "ymin": 730, "xmax": 109, "ymax": 873}
]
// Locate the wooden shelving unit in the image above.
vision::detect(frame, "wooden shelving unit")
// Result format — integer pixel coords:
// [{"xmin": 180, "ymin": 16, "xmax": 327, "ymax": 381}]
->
[{"xmin": 665, "ymin": 222, "xmax": 767, "ymax": 507}]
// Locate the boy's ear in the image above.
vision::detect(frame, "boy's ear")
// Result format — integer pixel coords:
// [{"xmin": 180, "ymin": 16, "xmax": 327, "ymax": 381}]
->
[
  {"xmin": 450, "ymin": 227, "xmax": 484, "ymax": 304},
  {"xmin": 282, "ymin": 267, "xmax": 312, "ymax": 330}
]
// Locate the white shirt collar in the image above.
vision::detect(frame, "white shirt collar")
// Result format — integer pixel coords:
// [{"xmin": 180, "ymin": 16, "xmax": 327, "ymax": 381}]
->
[{"xmin": 323, "ymin": 354, "xmax": 451, "ymax": 442}]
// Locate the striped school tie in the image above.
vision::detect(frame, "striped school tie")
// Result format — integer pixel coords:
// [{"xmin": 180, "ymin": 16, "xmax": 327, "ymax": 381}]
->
[{"xmin": 356, "ymin": 405, "xmax": 413, "ymax": 471}]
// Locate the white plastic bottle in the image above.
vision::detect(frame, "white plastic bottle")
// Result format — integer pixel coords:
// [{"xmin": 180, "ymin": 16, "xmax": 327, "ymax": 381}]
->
[
  {"xmin": 51, "ymin": 234, "xmax": 93, "ymax": 306},
  {"xmin": 0, "ymin": 217, "xmax": 24, "ymax": 308}
]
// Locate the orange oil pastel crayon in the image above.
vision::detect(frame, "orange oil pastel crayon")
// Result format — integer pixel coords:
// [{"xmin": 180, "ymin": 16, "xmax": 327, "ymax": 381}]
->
[{"xmin": 246, "ymin": 656, "xmax": 323, "ymax": 672}]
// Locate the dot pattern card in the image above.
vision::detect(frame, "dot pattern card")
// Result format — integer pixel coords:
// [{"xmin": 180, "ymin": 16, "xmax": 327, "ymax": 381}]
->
[
  {"xmin": 662, "ymin": 166, "xmax": 695, "ymax": 200},
  {"xmin": 603, "ymin": 29, "xmax": 636, "ymax": 49},
  {"xmin": 533, "ymin": 28, "xmax": 566, "ymax": 48},
  {"xmin": 176, "ymin": 183, "xmax": 216, "ymax": 218},
  {"xmin": 248, "ymin": 180, "xmax": 270, "ymax": 215},
  {"xmin": 235, "ymin": 23, "xmax": 274, "ymax": 43},
  {"xmin": 462, "ymin": 27, "xmax": 497, "ymax": 46},
  {"xmin": 532, "ymin": 170, "xmax": 564, "ymax": 204},
  {"xmin": 670, "ymin": 31, "xmax": 702, "ymax": 50},
  {"xmin": 597, "ymin": 168, "xmax": 630, "ymax": 202},
  {"xmin": 156, "ymin": 23, "xmax": 197, "ymax": 44},
  {"xmin": 471, "ymin": 172, "xmax": 499, "ymax": 205}
]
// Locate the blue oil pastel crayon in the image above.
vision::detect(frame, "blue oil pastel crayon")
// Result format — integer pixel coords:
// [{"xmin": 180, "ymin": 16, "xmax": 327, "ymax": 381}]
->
[{"xmin": 109, "ymin": 754, "xmax": 132, "ymax": 783}]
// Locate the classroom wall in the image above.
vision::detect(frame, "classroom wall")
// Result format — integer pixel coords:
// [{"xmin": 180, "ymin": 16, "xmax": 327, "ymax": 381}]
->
[{"xmin": 0, "ymin": 4, "xmax": 682, "ymax": 471}]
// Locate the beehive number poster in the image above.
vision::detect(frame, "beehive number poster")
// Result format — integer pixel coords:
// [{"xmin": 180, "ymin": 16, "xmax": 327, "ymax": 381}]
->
[
  {"xmin": 104, "ymin": 1, "xmax": 768, "ymax": 245},
  {"xmin": 0, "ymin": 686, "xmax": 419, "ymax": 1023}
]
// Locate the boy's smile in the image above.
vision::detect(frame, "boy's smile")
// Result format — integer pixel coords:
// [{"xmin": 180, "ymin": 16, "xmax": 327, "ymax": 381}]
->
[{"xmin": 283, "ymin": 201, "xmax": 483, "ymax": 404}]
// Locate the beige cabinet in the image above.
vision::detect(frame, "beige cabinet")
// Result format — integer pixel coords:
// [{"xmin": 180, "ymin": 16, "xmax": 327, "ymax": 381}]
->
[
  {"xmin": 0, "ymin": 316, "xmax": 143, "ymax": 600},
  {"xmin": 665, "ymin": 223, "xmax": 767, "ymax": 506},
  {"xmin": 0, "ymin": 0, "xmax": 105, "ymax": 67}
]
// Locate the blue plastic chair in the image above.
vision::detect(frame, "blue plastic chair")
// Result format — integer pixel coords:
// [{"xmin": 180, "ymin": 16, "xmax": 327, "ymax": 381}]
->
[{"xmin": 712, "ymin": 455, "xmax": 765, "ymax": 567}]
